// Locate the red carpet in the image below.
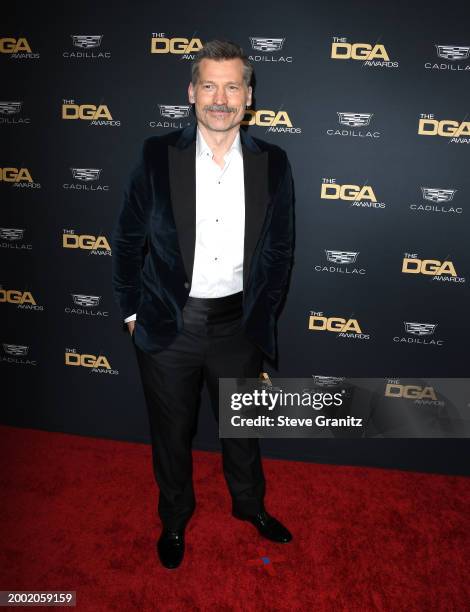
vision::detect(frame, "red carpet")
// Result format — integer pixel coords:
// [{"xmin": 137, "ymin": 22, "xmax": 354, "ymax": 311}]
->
[{"xmin": 0, "ymin": 425, "xmax": 469, "ymax": 611}]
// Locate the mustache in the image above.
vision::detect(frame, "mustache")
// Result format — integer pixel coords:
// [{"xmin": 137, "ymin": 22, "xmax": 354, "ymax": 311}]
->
[{"xmin": 203, "ymin": 104, "xmax": 237, "ymax": 113}]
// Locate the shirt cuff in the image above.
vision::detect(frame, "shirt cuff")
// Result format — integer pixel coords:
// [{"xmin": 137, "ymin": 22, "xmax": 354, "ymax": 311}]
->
[{"xmin": 124, "ymin": 314, "xmax": 137, "ymax": 323}]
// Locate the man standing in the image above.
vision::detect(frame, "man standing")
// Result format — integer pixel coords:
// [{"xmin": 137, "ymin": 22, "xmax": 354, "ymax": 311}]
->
[{"xmin": 112, "ymin": 40, "xmax": 295, "ymax": 569}]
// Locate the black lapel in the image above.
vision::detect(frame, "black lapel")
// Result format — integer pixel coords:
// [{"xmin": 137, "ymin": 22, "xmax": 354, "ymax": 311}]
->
[
  {"xmin": 242, "ymin": 141, "xmax": 269, "ymax": 289},
  {"xmin": 168, "ymin": 128, "xmax": 196, "ymax": 283}
]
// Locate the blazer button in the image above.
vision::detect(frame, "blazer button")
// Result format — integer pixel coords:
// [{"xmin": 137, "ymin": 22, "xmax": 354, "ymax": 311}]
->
[{"xmin": 184, "ymin": 282, "xmax": 190, "ymax": 289}]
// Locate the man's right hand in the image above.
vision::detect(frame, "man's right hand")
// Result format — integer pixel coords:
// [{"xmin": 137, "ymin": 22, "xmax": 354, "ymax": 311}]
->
[{"xmin": 127, "ymin": 320, "xmax": 136, "ymax": 336}]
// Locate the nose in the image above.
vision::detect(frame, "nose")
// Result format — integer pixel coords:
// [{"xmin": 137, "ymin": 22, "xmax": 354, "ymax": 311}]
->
[{"xmin": 214, "ymin": 86, "xmax": 228, "ymax": 105}]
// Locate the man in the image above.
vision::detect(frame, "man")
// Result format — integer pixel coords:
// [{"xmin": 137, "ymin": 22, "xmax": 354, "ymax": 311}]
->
[{"xmin": 112, "ymin": 40, "xmax": 295, "ymax": 570}]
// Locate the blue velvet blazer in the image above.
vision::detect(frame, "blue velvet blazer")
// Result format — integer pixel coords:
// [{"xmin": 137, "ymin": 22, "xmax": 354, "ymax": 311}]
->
[{"xmin": 111, "ymin": 123, "xmax": 294, "ymax": 360}]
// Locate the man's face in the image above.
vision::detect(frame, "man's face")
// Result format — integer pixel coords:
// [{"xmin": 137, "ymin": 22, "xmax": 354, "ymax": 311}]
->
[{"xmin": 188, "ymin": 57, "xmax": 252, "ymax": 133}]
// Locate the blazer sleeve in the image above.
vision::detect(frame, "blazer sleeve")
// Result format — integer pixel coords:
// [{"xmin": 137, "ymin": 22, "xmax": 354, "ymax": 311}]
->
[
  {"xmin": 111, "ymin": 139, "xmax": 153, "ymax": 321},
  {"xmin": 264, "ymin": 152, "xmax": 295, "ymax": 315}
]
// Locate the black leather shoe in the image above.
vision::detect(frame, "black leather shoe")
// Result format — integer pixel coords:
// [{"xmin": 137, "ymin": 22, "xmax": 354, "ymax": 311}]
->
[
  {"xmin": 156, "ymin": 528, "xmax": 185, "ymax": 569},
  {"xmin": 232, "ymin": 509, "xmax": 293, "ymax": 543}
]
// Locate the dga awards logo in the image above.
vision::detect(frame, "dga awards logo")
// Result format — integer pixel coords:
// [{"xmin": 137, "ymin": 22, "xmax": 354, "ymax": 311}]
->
[
  {"xmin": 63, "ymin": 168, "xmax": 109, "ymax": 191},
  {"xmin": 1, "ymin": 343, "xmax": 37, "ymax": 366},
  {"xmin": 241, "ymin": 109, "xmax": 301, "ymax": 134},
  {"xmin": 330, "ymin": 37, "xmax": 398, "ymax": 68},
  {"xmin": 425, "ymin": 44, "xmax": 470, "ymax": 71},
  {"xmin": 384, "ymin": 379, "xmax": 442, "ymax": 406},
  {"xmin": 63, "ymin": 35, "xmax": 111, "ymax": 59},
  {"xmin": 62, "ymin": 230, "xmax": 111, "ymax": 256},
  {"xmin": 326, "ymin": 112, "xmax": 380, "ymax": 138},
  {"xmin": 150, "ymin": 34, "xmax": 203, "ymax": 58},
  {"xmin": 401, "ymin": 254, "xmax": 465, "ymax": 283},
  {"xmin": 65, "ymin": 294, "xmax": 109, "ymax": 317},
  {"xmin": 409, "ymin": 187, "xmax": 462, "ymax": 215},
  {"xmin": 418, "ymin": 114, "xmax": 470, "ymax": 144},
  {"xmin": 0, "ymin": 101, "xmax": 31, "ymax": 124},
  {"xmin": 393, "ymin": 322, "xmax": 443, "ymax": 346},
  {"xmin": 0, "ymin": 228, "xmax": 32, "ymax": 250},
  {"xmin": 149, "ymin": 104, "xmax": 192, "ymax": 129},
  {"xmin": 314, "ymin": 250, "xmax": 366, "ymax": 275},
  {"xmin": 0, "ymin": 166, "xmax": 40, "ymax": 189},
  {"xmin": 321, "ymin": 179, "xmax": 386, "ymax": 210},
  {"xmin": 308, "ymin": 311, "xmax": 369, "ymax": 340},
  {"xmin": 0, "ymin": 37, "xmax": 39, "ymax": 59},
  {"xmin": 61, "ymin": 100, "xmax": 120, "ymax": 127},
  {"xmin": 0, "ymin": 287, "xmax": 44, "ymax": 311},
  {"xmin": 65, "ymin": 348, "xmax": 118, "ymax": 375},
  {"xmin": 248, "ymin": 37, "xmax": 293, "ymax": 63}
]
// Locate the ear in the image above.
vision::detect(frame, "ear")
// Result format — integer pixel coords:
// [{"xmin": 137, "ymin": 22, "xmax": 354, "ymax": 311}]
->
[
  {"xmin": 246, "ymin": 85, "xmax": 253, "ymax": 107},
  {"xmin": 188, "ymin": 82, "xmax": 195, "ymax": 104}
]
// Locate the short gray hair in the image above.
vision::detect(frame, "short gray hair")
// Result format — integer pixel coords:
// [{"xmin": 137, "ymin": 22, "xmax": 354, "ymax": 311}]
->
[{"xmin": 191, "ymin": 39, "xmax": 253, "ymax": 87}]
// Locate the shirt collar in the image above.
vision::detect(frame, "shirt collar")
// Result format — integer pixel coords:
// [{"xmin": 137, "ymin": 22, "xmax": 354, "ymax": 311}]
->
[{"xmin": 196, "ymin": 126, "xmax": 242, "ymax": 161}]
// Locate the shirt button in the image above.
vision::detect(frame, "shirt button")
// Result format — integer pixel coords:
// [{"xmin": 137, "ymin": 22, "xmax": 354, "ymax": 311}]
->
[{"xmin": 184, "ymin": 282, "xmax": 189, "ymax": 289}]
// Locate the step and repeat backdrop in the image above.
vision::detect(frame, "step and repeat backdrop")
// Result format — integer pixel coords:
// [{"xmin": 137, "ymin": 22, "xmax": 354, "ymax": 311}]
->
[{"xmin": 2, "ymin": 0, "xmax": 469, "ymax": 473}]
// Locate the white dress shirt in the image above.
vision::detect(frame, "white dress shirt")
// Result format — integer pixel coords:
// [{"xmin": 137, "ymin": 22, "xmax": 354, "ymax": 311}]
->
[{"xmin": 124, "ymin": 127, "xmax": 245, "ymax": 322}]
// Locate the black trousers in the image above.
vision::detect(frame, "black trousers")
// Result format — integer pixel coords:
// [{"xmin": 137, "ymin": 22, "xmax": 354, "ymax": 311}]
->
[{"xmin": 133, "ymin": 291, "xmax": 266, "ymax": 530}]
